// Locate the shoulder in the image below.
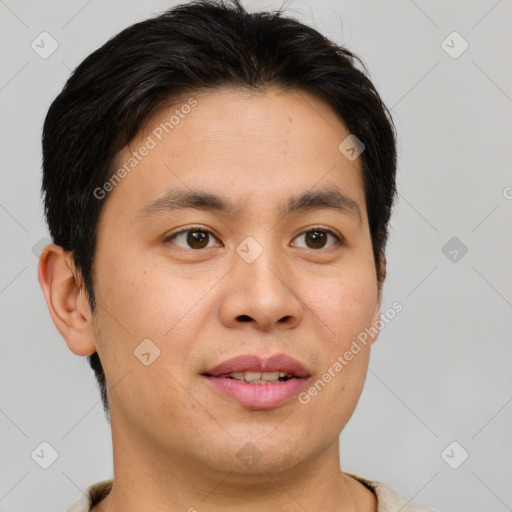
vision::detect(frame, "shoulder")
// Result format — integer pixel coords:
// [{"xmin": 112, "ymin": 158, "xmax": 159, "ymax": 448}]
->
[
  {"xmin": 346, "ymin": 473, "xmax": 438, "ymax": 512},
  {"xmin": 66, "ymin": 479, "xmax": 113, "ymax": 512}
]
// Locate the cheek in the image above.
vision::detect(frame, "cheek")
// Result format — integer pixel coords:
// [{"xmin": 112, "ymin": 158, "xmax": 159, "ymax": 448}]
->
[
  {"xmin": 94, "ymin": 246, "xmax": 194, "ymax": 337},
  {"xmin": 304, "ymin": 266, "xmax": 379, "ymax": 345},
  {"xmin": 294, "ymin": 264, "xmax": 377, "ymax": 411},
  {"xmin": 91, "ymin": 260, "xmax": 209, "ymax": 434},
  {"xmin": 92, "ymin": 249, "xmax": 217, "ymax": 388}
]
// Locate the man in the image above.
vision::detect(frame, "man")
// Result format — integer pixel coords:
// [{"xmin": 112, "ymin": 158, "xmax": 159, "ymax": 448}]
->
[{"xmin": 38, "ymin": 0, "xmax": 436, "ymax": 510}]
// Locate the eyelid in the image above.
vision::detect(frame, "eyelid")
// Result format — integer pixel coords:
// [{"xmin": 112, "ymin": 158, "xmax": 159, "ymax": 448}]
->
[
  {"xmin": 163, "ymin": 225, "xmax": 344, "ymax": 250},
  {"xmin": 291, "ymin": 226, "xmax": 344, "ymax": 248},
  {"xmin": 163, "ymin": 225, "xmax": 223, "ymax": 247}
]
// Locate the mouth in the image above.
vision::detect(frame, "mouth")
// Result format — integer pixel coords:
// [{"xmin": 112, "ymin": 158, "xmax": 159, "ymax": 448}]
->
[
  {"xmin": 208, "ymin": 370, "xmax": 297, "ymax": 383},
  {"xmin": 203, "ymin": 353, "xmax": 310, "ymax": 378},
  {"xmin": 202, "ymin": 354, "xmax": 311, "ymax": 409}
]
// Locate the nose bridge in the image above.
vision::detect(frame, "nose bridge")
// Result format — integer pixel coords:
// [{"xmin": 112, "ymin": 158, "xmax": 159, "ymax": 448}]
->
[{"xmin": 235, "ymin": 234, "xmax": 289, "ymax": 294}]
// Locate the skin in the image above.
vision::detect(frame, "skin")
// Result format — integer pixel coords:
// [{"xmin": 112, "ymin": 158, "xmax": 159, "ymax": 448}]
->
[{"xmin": 39, "ymin": 86, "xmax": 385, "ymax": 512}]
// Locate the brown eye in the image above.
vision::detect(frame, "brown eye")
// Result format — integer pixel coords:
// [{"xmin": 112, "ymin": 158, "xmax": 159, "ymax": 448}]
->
[
  {"xmin": 293, "ymin": 229, "xmax": 340, "ymax": 250},
  {"xmin": 166, "ymin": 229, "xmax": 220, "ymax": 249}
]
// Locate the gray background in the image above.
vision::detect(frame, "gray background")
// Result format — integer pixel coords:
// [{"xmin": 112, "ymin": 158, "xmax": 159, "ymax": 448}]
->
[{"xmin": 1, "ymin": 0, "xmax": 511, "ymax": 510}]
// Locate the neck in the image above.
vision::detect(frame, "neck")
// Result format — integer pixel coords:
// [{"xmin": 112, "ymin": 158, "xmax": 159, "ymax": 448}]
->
[{"xmin": 92, "ymin": 414, "xmax": 376, "ymax": 512}]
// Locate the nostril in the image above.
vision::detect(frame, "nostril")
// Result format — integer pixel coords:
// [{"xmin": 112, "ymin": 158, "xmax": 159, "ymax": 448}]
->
[
  {"xmin": 279, "ymin": 315, "xmax": 291, "ymax": 323},
  {"xmin": 237, "ymin": 315, "xmax": 252, "ymax": 322}
]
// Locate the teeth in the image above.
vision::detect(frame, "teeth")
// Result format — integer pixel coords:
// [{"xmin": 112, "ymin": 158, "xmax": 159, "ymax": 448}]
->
[
  {"xmin": 218, "ymin": 371, "xmax": 294, "ymax": 383},
  {"xmin": 262, "ymin": 371, "xmax": 281, "ymax": 381},
  {"xmin": 245, "ymin": 371, "xmax": 266, "ymax": 381}
]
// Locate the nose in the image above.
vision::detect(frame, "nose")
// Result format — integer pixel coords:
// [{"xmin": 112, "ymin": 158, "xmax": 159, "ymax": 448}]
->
[{"xmin": 218, "ymin": 245, "xmax": 304, "ymax": 332}]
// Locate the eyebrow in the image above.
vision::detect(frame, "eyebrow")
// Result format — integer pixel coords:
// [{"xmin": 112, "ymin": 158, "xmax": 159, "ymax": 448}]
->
[{"xmin": 136, "ymin": 187, "xmax": 362, "ymax": 223}]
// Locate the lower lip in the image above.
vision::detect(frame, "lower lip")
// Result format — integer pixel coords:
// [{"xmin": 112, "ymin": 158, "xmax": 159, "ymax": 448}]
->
[{"xmin": 204, "ymin": 376, "xmax": 309, "ymax": 409}]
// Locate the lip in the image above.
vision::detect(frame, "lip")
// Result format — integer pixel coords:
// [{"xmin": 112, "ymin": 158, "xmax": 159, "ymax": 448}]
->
[
  {"xmin": 204, "ymin": 353, "xmax": 310, "ymax": 378},
  {"xmin": 202, "ymin": 353, "xmax": 311, "ymax": 409}
]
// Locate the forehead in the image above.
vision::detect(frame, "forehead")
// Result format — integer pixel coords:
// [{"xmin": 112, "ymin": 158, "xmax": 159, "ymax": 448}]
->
[{"xmin": 105, "ymin": 87, "xmax": 367, "ymax": 221}]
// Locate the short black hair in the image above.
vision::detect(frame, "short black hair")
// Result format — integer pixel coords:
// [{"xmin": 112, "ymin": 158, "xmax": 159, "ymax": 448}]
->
[{"xmin": 41, "ymin": 0, "xmax": 397, "ymax": 417}]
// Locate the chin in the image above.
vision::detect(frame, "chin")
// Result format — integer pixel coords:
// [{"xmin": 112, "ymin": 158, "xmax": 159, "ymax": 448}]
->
[{"xmin": 206, "ymin": 427, "xmax": 315, "ymax": 475}]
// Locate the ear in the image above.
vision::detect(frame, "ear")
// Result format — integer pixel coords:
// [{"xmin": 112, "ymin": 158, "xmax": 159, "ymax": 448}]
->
[
  {"xmin": 370, "ymin": 251, "xmax": 387, "ymax": 344},
  {"xmin": 38, "ymin": 244, "xmax": 96, "ymax": 356},
  {"xmin": 377, "ymin": 250, "xmax": 387, "ymax": 291}
]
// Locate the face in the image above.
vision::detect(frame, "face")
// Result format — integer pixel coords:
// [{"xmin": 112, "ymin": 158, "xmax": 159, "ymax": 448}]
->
[{"xmin": 88, "ymin": 87, "xmax": 382, "ymax": 475}]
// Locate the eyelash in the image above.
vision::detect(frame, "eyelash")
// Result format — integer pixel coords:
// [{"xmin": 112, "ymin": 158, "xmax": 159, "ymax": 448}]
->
[{"xmin": 164, "ymin": 225, "xmax": 343, "ymax": 250}]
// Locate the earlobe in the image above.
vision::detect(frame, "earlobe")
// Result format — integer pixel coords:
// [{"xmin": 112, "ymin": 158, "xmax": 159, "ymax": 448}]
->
[
  {"xmin": 38, "ymin": 244, "xmax": 96, "ymax": 356},
  {"xmin": 369, "ymin": 303, "xmax": 382, "ymax": 345},
  {"xmin": 378, "ymin": 251, "xmax": 387, "ymax": 289}
]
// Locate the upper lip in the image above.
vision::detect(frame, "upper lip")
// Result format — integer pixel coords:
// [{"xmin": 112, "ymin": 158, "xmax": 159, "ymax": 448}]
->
[{"xmin": 204, "ymin": 353, "xmax": 310, "ymax": 378}]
